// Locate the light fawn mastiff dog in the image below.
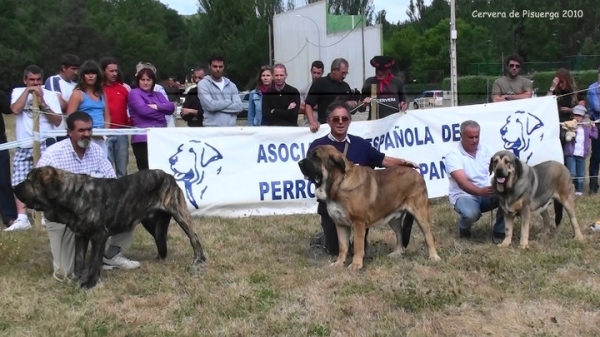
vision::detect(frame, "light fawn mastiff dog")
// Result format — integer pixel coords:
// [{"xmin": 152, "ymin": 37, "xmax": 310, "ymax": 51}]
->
[
  {"xmin": 489, "ymin": 150, "xmax": 584, "ymax": 249},
  {"xmin": 298, "ymin": 145, "xmax": 441, "ymax": 270}
]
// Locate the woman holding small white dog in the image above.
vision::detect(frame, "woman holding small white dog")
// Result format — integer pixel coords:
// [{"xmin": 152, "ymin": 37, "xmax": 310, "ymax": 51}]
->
[{"xmin": 562, "ymin": 105, "xmax": 597, "ymax": 196}]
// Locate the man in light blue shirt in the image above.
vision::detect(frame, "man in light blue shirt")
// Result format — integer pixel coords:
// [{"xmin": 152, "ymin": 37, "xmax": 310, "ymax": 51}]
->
[{"xmin": 444, "ymin": 120, "xmax": 505, "ymax": 240}]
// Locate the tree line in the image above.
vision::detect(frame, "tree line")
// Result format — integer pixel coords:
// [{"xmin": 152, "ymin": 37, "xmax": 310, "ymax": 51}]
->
[{"xmin": 0, "ymin": 0, "xmax": 598, "ymax": 94}]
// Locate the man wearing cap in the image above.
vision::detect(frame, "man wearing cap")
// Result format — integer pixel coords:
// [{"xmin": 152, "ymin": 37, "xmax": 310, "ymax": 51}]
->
[
  {"xmin": 563, "ymin": 104, "xmax": 597, "ymax": 196},
  {"xmin": 361, "ymin": 55, "xmax": 407, "ymax": 119}
]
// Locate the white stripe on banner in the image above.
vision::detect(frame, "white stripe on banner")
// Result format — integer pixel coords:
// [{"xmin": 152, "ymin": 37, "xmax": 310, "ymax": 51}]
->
[{"xmin": 147, "ymin": 96, "xmax": 562, "ymax": 218}]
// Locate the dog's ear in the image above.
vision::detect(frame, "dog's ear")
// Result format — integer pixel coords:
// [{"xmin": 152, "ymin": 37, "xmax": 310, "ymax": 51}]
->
[
  {"xmin": 513, "ymin": 157, "xmax": 524, "ymax": 178},
  {"xmin": 37, "ymin": 167, "xmax": 62, "ymax": 200},
  {"xmin": 489, "ymin": 156, "xmax": 497, "ymax": 175},
  {"xmin": 329, "ymin": 154, "xmax": 346, "ymax": 173}
]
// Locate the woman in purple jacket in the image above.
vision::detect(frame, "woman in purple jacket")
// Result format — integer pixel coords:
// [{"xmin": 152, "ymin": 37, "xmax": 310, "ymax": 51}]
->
[{"xmin": 128, "ymin": 68, "xmax": 175, "ymax": 170}]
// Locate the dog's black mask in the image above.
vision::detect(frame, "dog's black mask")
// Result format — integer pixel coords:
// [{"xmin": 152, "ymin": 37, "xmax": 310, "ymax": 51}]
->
[{"xmin": 298, "ymin": 151, "xmax": 323, "ymax": 187}]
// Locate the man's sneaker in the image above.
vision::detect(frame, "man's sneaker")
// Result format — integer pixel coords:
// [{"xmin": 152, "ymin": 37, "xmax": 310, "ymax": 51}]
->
[
  {"xmin": 310, "ymin": 230, "xmax": 325, "ymax": 248},
  {"xmin": 4, "ymin": 218, "xmax": 32, "ymax": 232},
  {"xmin": 102, "ymin": 253, "xmax": 140, "ymax": 270}
]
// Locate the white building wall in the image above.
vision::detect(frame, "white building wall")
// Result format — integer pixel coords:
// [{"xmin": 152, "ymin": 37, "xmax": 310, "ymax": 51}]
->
[{"xmin": 273, "ymin": 2, "xmax": 382, "ymax": 92}]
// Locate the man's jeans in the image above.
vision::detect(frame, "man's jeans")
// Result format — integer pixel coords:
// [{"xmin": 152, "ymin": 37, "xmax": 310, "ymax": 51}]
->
[
  {"xmin": 106, "ymin": 135, "xmax": 129, "ymax": 178},
  {"xmin": 454, "ymin": 195, "xmax": 505, "ymax": 234},
  {"xmin": 0, "ymin": 149, "xmax": 17, "ymax": 225}
]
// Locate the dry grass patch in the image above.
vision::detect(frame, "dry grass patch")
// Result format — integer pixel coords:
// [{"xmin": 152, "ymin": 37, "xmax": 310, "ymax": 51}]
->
[{"xmin": 2, "ymin": 114, "xmax": 600, "ymax": 336}]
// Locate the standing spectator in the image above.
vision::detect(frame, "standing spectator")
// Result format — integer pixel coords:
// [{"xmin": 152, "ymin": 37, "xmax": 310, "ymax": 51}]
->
[
  {"xmin": 44, "ymin": 54, "xmax": 80, "ymax": 112},
  {"xmin": 262, "ymin": 64, "xmax": 301, "ymax": 126},
  {"xmin": 128, "ymin": 68, "xmax": 175, "ymax": 170},
  {"xmin": 66, "ymin": 60, "xmax": 111, "ymax": 156},
  {"xmin": 180, "ymin": 66, "xmax": 206, "ymax": 127},
  {"xmin": 304, "ymin": 58, "xmax": 358, "ymax": 133},
  {"xmin": 198, "ymin": 54, "xmax": 243, "ymax": 127},
  {"xmin": 563, "ymin": 105, "xmax": 597, "ymax": 196},
  {"xmin": 247, "ymin": 65, "xmax": 273, "ymax": 126},
  {"xmin": 547, "ymin": 68, "xmax": 586, "ymax": 123},
  {"xmin": 586, "ymin": 66, "xmax": 600, "ymax": 194},
  {"xmin": 164, "ymin": 76, "xmax": 181, "ymax": 103},
  {"xmin": 7, "ymin": 65, "xmax": 62, "ymax": 231},
  {"xmin": 134, "ymin": 62, "xmax": 175, "ymax": 127},
  {"xmin": 0, "ymin": 90, "xmax": 17, "ymax": 229},
  {"xmin": 361, "ymin": 55, "xmax": 407, "ymax": 119},
  {"xmin": 491, "ymin": 54, "xmax": 532, "ymax": 102},
  {"xmin": 101, "ymin": 57, "xmax": 130, "ymax": 178},
  {"xmin": 44, "ymin": 54, "xmax": 80, "ymax": 141},
  {"xmin": 299, "ymin": 60, "xmax": 324, "ymax": 125}
]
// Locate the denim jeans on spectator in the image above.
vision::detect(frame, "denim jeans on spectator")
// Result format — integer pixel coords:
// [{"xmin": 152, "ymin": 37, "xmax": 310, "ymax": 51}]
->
[
  {"xmin": 453, "ymin": 195, "xmax": 505, "ymax": 233},
  {"xmin": 0, "ymin": 148, "xmax": 17, "ymax": 225},
  {"xmin": 106, "ymin": 135, "xmax": 129, "ymax": 178},
  {"xmin": 564, "ymin": 155, "xmax": 585, "ymax": 193}
]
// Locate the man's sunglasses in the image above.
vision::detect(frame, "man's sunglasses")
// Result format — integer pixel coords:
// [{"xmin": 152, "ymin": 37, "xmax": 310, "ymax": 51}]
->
[
  {"xmin": 329, "ymin": 116, "xmax": 350, "ymax": 123},
  {"xmin": 508, "ymin": 63, "xmax": 520, "ymax": 69}
]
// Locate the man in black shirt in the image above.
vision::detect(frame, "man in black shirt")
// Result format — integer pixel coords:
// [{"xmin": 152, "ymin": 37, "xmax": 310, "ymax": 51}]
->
[
  {"xmin": 262, "ymin": 64, "xmax": 301, "ymax": 126},
  {"xmin": 181, "ymin": 66, "xmax": 205, "ymax": 127},
  {"xmin": 0, "ymin": 90, "xmax": 17, "ymax": 228},
  {"xmin": 361, "ymin": 55, "xmax": 407, "ymax": 119},
  {"xmin": 304, "ymin": 58, "xmax": 359, "ymax": 132}
]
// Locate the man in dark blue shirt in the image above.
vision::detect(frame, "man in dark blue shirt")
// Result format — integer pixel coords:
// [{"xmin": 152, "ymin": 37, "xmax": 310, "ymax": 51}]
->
[{"xmin": 308, "ymin": 100, "xmax": 418, "ymax": 256}]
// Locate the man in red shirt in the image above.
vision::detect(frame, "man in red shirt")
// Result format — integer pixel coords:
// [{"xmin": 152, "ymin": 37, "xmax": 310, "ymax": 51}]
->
[{"xmin": 101, "ymin": 57, "xmax": 130, "ymax": 177}]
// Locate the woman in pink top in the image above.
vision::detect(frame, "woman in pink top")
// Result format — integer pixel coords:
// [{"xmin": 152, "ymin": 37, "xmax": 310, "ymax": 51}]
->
[{"xmin": 127, "ymin": 68, "xmax": 175, "ymax": 170}]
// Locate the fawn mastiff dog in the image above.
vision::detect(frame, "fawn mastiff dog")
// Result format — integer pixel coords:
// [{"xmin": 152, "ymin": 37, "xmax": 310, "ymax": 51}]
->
[
  {"xmin": 13, "ymin": 166, "xmax": 206, "ymax": 289},
  {"xmin": 489, "ymin": 150, "xmax": 584, "ymax": 248},
  {"xmin": 298, "ymin": 145, "xmax": 441, "ymax": 270}
]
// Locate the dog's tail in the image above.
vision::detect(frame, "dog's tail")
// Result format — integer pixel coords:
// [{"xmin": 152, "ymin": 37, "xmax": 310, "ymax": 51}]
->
[
  {"xmin": 401, "ymin": 211, "xmax": 414, "ymax": 248},
  {"xmin": 554, "ymin": 202, "xmax": 563, "ymax": 227}
]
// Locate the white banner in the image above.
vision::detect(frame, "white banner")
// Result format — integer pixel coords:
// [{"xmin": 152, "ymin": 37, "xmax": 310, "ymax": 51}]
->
[{"xmin": 148, "ymin": 96, "xmax": 561, "ymax": 217}]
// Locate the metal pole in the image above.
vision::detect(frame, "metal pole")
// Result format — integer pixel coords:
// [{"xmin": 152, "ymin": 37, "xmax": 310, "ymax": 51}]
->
[
  {"xmin": 268, "ymin": 20, "xmax": 274, "ymax": 65},
  {"xmin": 449, "ymin": 0, "xmax": 458, "ymax": 107},
  {"xmin": 361, "ymin": 9, "xmax": 366, "ymax": 83},
  {"xmin": 32, "ymin": 93, "xmax": 42, "ymax": 230}
]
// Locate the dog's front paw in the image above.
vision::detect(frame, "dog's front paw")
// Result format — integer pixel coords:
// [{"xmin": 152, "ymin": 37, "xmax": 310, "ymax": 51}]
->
[
  {"xmin": 79, "ymin": 279, "xmax": 98, "ymax": 289},
  {"xmin": 519, "ymin": 242, "xmax": 529, "ymax": 250},
  {"xmin": 497, "ymin": 240, "xmax": 511, "ymax": 248},
  {"xmin": 348, "ymin": 262, "xmax": 363, "ymax": 270},
  {"xmin": 429, "ymin": 254, "xmax": 441, "ymax": 261},
  {"xmin": 329, "ymin": 260, "xmax": 344, "ymax": 268}
]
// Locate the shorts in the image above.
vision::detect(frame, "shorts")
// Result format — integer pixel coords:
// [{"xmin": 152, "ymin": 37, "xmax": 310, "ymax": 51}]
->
[{"xmin": 11, "ymin": 143, "xmax": 48, "ymax": 186}]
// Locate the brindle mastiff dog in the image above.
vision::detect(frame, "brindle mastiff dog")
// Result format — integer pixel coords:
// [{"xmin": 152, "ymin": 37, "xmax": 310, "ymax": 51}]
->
[
  {"xmin": 14, "ymin": 166, "xmax": 206, "ymax": 289},
  {"xmin": 298, "ymin": 145, "xmax": 441, "ymax": 270},
  {"xmin": 489, "ymin": 150, "xmax": 584, "ymax": 249}
]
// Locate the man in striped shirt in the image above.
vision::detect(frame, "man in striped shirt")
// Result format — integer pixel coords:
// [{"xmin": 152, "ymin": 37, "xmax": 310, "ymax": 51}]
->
[{"xmin": 38, "ymin": 111, "xmax": 140, "ymax": 282}]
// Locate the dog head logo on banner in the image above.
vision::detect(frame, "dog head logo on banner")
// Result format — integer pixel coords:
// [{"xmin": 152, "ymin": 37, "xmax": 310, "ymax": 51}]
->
[
  {"xmin": 499, "ymin": 110, "xmax": 544, "ymax": 163},
  {"xmin": 168, "ymin": 140, "xmax": 223, "ymax": 209}
]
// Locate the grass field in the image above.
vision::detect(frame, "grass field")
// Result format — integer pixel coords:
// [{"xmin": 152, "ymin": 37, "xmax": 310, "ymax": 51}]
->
[{"xmin": 2, "ymin": 114, "xmax": 600, "ymax": 336}]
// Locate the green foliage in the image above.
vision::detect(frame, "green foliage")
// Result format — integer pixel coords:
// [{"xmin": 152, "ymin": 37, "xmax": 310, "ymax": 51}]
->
[{"xmin": 442, "ymin": 75, "xmax": 497, "ymax": 105}]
